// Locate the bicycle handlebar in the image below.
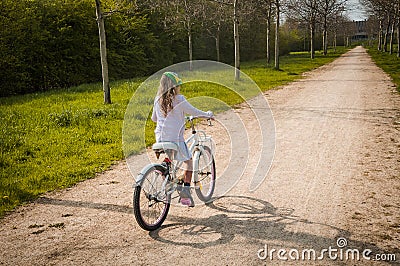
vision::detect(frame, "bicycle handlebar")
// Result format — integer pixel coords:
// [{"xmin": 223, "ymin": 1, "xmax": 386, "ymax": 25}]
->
[{"xmin": 185, "ymin": 116, "xmax": 213, "ymax": 130}]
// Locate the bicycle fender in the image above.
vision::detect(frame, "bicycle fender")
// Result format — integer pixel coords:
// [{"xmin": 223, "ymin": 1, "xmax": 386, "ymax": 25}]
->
[{"xmin": 134, "ymin": 163, "xmax": 165, "ymax": 188}]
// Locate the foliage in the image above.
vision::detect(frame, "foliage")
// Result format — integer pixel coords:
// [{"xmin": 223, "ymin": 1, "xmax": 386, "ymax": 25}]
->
[
  {"xmin": 0, "ymin": 0, "xmax": 174, "ymax": 96},
  {"xmin": 0, "ymin": 0, "xmax": 100, "ymax": 96},
  {"xmin": 2, "ymin": 0, "xmax": 349, "ymax": 97}
]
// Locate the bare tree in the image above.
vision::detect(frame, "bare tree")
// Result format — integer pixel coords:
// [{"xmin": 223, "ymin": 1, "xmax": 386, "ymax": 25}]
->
[
  {"xmin": 266, "ymin": 1, "xmax": 274, "ymax": 64},
  {"xmin": 274, "ymin": 0, "xmax": 281, "ymax": 68},
  {"xmin": 210, "ymin": 0, "xmax": 249, "ymax": 80},
  {"xmin": 203, "ymin": 1, "xmax": 230, "ymax": 61},
  {"xmin": 233, "ymin": 0, "xmax": 241, "ymax": 79},
  {"xmin": 397, "ymin": 0, "xmax": 400, "ymax": 57},
  {"xmin": 255, "ymin": 0, "xmax": 275, "ymax": 64},
  {"xmin": 140, "ymin": 0, "xmax": 204, "ymax": 70},
  {"xmin": 318, "ymin": 0, "xmax": 347, "ymax": 55},
  {"xmin": 287, "ymin": 0, "xmax": 319, "ymax": 59},
  {"xmin": 94, "ymin": 0, "xmax": 136, "ymax": 104},
  {"xmin": 331, "ymin": 7, "xmax": 346, "ymax": 52},
  {"xmin": 95, "ymin": 0, "xmax": 111, "ymax": 104},
  {"xmin": 363, "ymin": 0, "xmax": 400, "ymax": 55}
]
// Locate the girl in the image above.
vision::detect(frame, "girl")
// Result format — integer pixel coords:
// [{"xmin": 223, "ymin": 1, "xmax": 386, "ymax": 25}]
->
[{"xmin": 151, "ymin": 72, "xmax": 213, "ymax": 206}]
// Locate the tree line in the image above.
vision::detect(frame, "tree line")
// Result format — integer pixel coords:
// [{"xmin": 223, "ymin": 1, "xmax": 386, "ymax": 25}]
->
[
  {"xmin": 1, "ymin": 0, "xmax": 358, "ymax": 97},
  {"xmin": 362, "ymin": 0, "xmax": 400, "ymax": 56}
]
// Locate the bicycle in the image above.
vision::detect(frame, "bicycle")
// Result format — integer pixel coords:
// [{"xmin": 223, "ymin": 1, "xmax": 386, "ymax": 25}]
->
[{"xmin": 133, "ymin": 116, "xmax": 216, "ymax": 231}]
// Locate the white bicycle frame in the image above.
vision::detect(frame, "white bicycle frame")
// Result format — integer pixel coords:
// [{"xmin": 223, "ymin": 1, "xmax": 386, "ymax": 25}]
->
[{"xmin": 184, "ymin": 116, "xmax": 213, "ymax": 186}]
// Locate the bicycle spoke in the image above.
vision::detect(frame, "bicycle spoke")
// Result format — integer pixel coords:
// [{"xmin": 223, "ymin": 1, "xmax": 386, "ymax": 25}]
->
[{"xmin": 133, "ymin": 166, "xmax": 170, "ymax": 230}]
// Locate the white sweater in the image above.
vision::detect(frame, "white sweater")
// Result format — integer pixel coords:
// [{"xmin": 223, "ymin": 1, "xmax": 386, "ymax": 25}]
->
[{"xmin": 151, "ymin": 94, "xmax": 211, "ymax": 142}]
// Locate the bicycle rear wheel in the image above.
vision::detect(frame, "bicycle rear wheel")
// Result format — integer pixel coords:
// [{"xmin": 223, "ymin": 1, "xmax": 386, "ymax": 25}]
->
[
  {"xmin": 133, "ymin": 165, "xmax": 170, "ymax": 231},
  {"xmin": 195, "ymin": 146, "xmax": 216, "ymax": 202}
]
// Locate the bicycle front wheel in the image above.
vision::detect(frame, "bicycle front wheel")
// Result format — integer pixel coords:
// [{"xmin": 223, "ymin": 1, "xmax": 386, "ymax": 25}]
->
[
  {"xmin": 133, "ymin": 165, "xmax": 170, "ymax": 231},
  {"xmin": 194, "ymin": 146, "xmax": 216, "ymax": 202}
]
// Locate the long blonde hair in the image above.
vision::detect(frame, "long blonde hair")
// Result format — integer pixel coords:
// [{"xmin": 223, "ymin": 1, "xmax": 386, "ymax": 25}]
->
[{"xmin": 157, "ymin": 74, "xmax": 178, "ymax": 117}]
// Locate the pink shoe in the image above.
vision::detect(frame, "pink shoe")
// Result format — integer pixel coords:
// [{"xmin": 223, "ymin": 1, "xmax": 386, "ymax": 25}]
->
[{"xmin": 180, "ymin": 198, "xmax": 192, "ymax": 206}]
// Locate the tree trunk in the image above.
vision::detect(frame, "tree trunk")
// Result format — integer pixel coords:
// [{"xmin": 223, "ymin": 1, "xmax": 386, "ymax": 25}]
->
[
  {"xmin": 266, "ymin": 2, "xmax": 272, "ymax": 64},
  {"xmin": 215, "ymin": 36, "xmax": 220, "ymax": 62},
  {"xmin": 323, "ymin": 28, "xmax": 328, "ymax": 55},
  {"xmin": 397, "ymin": 22, "xmax": 400, "ymax": 57},
  {"xmin": 334, "ymin": 31, "xmax": 337, "ymax": 53},
  {"xmin": 216, "ymin": 24, "xmax": 221, "ymax": 62},
  {"xmin": 310, "ymin": 23, "xmax": 315, "ymax": 59},
  {"xmin": 95, "ymin": 0, "xmax": 111, "ymax": 104},
  {"xmin": 378, "ymin": 19, "xmax": 383, "ymax": 51},
  {"xmin": 323, "ymin": 17, "xmax": 328, "ymax": 55},
  {"xmin": 188, "ymin": 29, "xmax": 193, "ymax": 71},
  {"xmin": 234, "ymin": 0, "xmax": 240, "ymax": 80},
  {"xmin": 383, "ymin": 17, "xmax": 390, "ymax": 52},
  {"xmin": 274, "ymin": 0, "xmax": 280, "ymax": 70},
  {"xmin": 389, "ymin": 22, "xmax": 394, "ymax": 55}
]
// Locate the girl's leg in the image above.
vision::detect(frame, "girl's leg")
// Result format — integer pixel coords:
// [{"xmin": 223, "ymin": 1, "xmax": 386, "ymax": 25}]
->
[
  {"xmin": 183, "ymin": 159, "xmax": 193, "ymax": 184},
  {"xmin": 180, "ymin": 159, "xmax": 194, "ymax": 207}
]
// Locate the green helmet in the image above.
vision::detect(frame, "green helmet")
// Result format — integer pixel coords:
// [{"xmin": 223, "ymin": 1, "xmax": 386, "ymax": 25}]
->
[{"xmin": 163, "ymin": 72, "xmax": 183, "ymax": 87}]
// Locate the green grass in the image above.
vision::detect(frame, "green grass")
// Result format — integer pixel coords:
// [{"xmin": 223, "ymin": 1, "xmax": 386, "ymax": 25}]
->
[
  {"xmin": 0, "ymin": 47, "xmax": 348, "ymax": 216},
  {"xmin": 367, "ymin": 45, "xmax": 400, "ymax": 92}
]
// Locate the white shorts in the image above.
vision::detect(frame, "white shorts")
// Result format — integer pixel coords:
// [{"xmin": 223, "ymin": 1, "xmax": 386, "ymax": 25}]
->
[{"xmin": 164, "ymin": 141, "xmax": 191, "ymax": 162}]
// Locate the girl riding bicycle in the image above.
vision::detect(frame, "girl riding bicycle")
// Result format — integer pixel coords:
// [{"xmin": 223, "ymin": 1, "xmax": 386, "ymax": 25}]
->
[{"xmin": 151, "ymin": 72, "xmax": 214, "ymax": 206}]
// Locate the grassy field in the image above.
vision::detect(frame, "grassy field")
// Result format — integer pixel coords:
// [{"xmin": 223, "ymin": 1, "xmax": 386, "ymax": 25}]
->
[
  {"xmin": 367, "ymin": 45, "xmax": 400, "ymax": 92},
  {"xmin": 0, "ymin": 48, "xmax": 349, "ymax": 216}
]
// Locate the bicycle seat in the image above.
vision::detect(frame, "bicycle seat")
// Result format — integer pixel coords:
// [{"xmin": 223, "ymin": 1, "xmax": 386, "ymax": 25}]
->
[
  {"xmin": 152, "ymin": 142, "xmax": 178, "ymax": 160},
  {"xmin": 152, "ymin": 142, "xmax": 178, "ymax": 152}
]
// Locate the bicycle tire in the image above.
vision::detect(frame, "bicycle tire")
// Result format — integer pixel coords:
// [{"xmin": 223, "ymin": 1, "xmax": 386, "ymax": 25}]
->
[
  {"xmin": 133, "ymin": 164, "xmax": 170, "ymax": 231},
  {"xmin": 194, "ymin": 146, "xmax": 216, "ymax": 202}
]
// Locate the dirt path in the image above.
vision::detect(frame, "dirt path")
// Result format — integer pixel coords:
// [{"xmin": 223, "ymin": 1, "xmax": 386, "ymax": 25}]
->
[{"xmin": 1, "ymin": 46, "xmax": 399, "ymax": 265}]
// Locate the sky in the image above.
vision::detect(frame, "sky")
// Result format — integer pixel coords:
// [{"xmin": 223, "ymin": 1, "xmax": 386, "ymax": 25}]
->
[{"xmin": 344, "ymin": 0, "xmax": 369, "ymax": 21}]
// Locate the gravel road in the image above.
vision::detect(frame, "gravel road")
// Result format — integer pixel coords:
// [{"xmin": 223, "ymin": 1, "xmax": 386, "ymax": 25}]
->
[{"xmin": 1, "ymin": 46, "xmax": 399, "ymax": 265}]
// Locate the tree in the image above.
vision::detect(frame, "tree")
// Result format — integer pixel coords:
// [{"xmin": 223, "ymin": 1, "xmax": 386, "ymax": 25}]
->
[
  {"xmin": 266, "ymin": 0, "xmax": 274, "ymax": 64},
  {"xmin": 318, "ymin": 0, "xmax": 347, "ymax": 55},
  {"xmin": 233, "ymin": 0, "xmax": 240, "ymax": 79},
  {"xmin": 274, "ymin": 0, "xmax": 281, "ymax": 69},
  {"xmin": 95, "ymin": 0, "xmax": 111, "ymax": 104},
  {"xmin": 251, "ymin": 0, "xmax": 275, "ymax": 64},
  {"xmin": 140, "ymin": 0, "xmax": 204, "ymax": 70},
  {"xmin": 0, "ymin": 0, "xmax": 101, "ymax": 96},
  {"xmin": 207, "ymin": 0, "xmax": 245, "ymax": 80},
  {"xmin": 397, "ymin": 0, "xmax": 400, "ymax": 57},
  {"xmin": 203, "ymin": 1, "xmax": 231, "ymax": 61},
  {"xmin": 231, "ymin": 0, "xmax": 259, "ymax": 79},
  {"xmin": 287, "ymin": 0, "xmax": 319, "ymax": 59},
  {"xmin": 363, "ymin": 0, "xmax": 400, "ymax": 56}
]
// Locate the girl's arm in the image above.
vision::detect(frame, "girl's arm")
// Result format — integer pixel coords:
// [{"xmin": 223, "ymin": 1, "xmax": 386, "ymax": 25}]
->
[
  {"xmin": 151, "ymin": 105, "xmax": 157, "ymax": 122},
  {"xmin": 179, "ymin": 95, "xmax": 213, "ymax": 118}
]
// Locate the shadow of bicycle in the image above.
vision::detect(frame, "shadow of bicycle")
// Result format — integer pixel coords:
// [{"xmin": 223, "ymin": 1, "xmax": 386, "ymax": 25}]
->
[{"xmin": 149, "ymin": 195, "xmax": 399, "ymax": 264}]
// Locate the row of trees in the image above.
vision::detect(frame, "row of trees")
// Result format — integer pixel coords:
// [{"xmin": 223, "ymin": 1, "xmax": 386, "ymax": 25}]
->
[
  {"xmin": 362, "ymin": 0, "xmax": 400, "ymax": 56},
  {"xmin": 0, "ymin": 0, "xmax": 354, "ymax": 98},
  {"xmin": 0, "ymin": 0, "xmax": 168, "ymax": 96},
  {"xmin": 135, "ymin": 0, "xmax": 350, "ymax": 72},
  {"xmin": 99, "ymin": 0, "xmax": 356, "ymax": 102}
]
